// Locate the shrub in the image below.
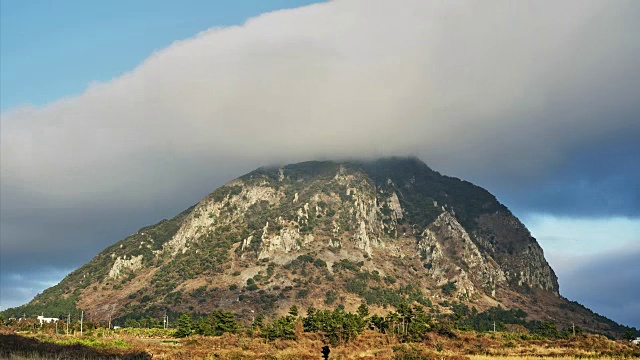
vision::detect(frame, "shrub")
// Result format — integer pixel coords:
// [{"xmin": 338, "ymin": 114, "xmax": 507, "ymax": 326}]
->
[{"xmin": 441, "ymin": 281, "xmax": 457, "ymax": 296}]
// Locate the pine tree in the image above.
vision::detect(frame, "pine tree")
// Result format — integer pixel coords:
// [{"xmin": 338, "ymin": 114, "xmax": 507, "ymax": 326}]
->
[
  {"xmin": 175, "ymin": 313, "xmax": 193, "ymax": 338},
  {"xmin": 196, "ymin": 310, "xmax": 238, "ymax": 336}
]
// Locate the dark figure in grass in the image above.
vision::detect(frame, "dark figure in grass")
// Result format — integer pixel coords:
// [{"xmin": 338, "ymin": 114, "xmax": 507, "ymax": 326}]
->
[{"xmin": 321, "ymin": 345, "xmax": 330, "ymax": 359}]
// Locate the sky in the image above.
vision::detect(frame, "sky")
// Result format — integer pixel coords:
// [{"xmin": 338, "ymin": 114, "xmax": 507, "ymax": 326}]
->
[{"xmin": 1, "ymin": 0, "xmax": 639, "ymax": 328}]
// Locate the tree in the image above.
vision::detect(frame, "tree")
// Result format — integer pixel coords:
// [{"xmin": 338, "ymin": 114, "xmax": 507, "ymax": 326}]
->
[
  {"xmin": 252, "ymin": 313, "xmax": 264, "ymax": 330},
  {"xmin": 341, "ymin": 312, "xmax": 365, "ymax": 343},
  {"xmin": 386, "ymin": 312, "xmax": 400, "ymax": 335},
  {"xmin": 125, "ymin": 318, "xmax": 140, "ymax": 328},
  {"xmin": 288, "ymin": 305, "xmax": 299, "ymax": 317},
  {"xmin": 624, "ymin": 329, "xmax": 636, "ymax": 341},
  {"xmin": 534, "ymin": 321, "xmax": 559, "ymax": 339},
  {"xmin": 357, "ymin": 303, "xmax": 369, "ymax": 318},
  {"xmin": 303, "ymin": 307, "xmax": 321, "ymax": 332},
  {"xmin": 302, "ymin": 306, "xmax": 365, "ymax": 345},
  {"xmin": 369, "ymin": 314, "xmax": 388, "ymax": 333},
  {"xmin": 397, "ymin": 302, "xmax": 413, "ymax": 335},
  {"xmin": 263, "ymin": 315, "xmax": 296, "ymax": 340},
  {"xmin": 175, "ymin": 313, "xmax": 193, "ymax": 338},
  {"xmin": 196, "ymin": 310, "xmax": 238, "ymax": 336}
]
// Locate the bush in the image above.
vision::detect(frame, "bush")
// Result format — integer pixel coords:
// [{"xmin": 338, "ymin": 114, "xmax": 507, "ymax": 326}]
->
[
  {"xmin": 247, "ymin": 283, "xmax": 259, "ymax": 291},
  {"xmin": 441, "ymin": 281, "xmax": 457, "ymax": 296},
  {"xmin": 392, "ymin": 344, "xmax": 430, "ymax": 360},
  {"xmin": 325, "ymin": 290, "xmax": 338, "ymax": 305}
]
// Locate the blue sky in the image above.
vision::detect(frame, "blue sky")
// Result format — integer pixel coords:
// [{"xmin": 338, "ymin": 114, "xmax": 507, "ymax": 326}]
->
[
  {"xmin": 1, "ymin": 0, "xmax": 639, "ymax": 329},
  {"xmin": 1, "ymin": 0, "xmax": 325, "ymax": 109}
]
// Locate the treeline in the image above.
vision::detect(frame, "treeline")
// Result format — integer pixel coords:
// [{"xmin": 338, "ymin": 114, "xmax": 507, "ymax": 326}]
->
[
  {"xmin": 0, "ymin": 296, "xmax": 79, "ymax": 322},
  {"xmin": 166, "ymin": 302, "xmax": 598, "ymax": 345},
  {"xmin": 172, "ymin": 305, "xmax": 368, "ymax": 345},
  {"xmin": 450, "ymin": 302, "xmax": 589, "ymax": 339},
  {"xmin": 5, "ymin": 302, "xmax": 638, "ymax": 344}
]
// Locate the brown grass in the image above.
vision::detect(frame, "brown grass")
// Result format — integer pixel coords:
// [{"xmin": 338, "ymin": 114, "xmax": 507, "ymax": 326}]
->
[
  {"xmin": 2, "ymin": 327, "xmax": 639, "ymax": 360},
  {"xmin": 469, "ymin": 357, "xmax": 628, "ymax": 360}
]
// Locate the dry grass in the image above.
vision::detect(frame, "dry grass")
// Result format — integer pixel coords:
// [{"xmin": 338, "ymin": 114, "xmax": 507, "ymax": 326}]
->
[
  {"xmin": 469, "ymin": 357, "xmax": 628, "ymax": 360},
  {"xmin": 2, "ymin": 328, "xmax": 639, "ymax": 359}
]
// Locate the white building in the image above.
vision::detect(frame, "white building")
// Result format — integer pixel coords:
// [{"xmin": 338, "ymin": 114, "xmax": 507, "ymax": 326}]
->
[
  {"xmin": 37, "ymin": 315, "xmax": 59, "ymax": 325},
  {"xmin": 632, "ymin": 337, "xmax": 640, "ymax": 345}
]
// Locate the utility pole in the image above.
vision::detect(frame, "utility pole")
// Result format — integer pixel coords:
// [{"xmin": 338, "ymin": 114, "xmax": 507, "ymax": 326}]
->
[
  {"xmin": 493, "ymin": 321, "xmax": 496, "ymax": 332},
  {"xmin": 67, "ymin": 314, "xmax": 70, "ymax": 335},
  {"xmin": 80, "ymin": 311, "xmax": 84, "ymax": 336},
  {"xmin": 572, "ymin": 323, "xmax": 575, "ymax": 336},
  {"xmin": 109, "ymin": 304, "xmax": 114, "ymax": 330}
]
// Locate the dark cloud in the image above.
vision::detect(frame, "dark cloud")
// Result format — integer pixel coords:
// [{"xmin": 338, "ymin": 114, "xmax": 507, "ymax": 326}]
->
[
  {"xmin": 0, "ymin": 203, "xmax": 187, "ymax": 310},
  {"xmin": 557, "ymin": 247, "xmax": 640, "ymax": 329},
  {"xmin": 485, "ymin": 134, "xmax": 640, "ymax": 218},
  {"xmin": 0, "ymin": 268, "xmax": 73, "ymax": 311},
  {"xmin": 0, "ymin": 164, "xmax": 246, "ymax": 298}
]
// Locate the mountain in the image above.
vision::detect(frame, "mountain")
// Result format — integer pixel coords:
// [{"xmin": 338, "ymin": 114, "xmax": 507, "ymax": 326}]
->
[{"xmin": 3, "ymin": 157, "xmax": 630, "ymax": 336}]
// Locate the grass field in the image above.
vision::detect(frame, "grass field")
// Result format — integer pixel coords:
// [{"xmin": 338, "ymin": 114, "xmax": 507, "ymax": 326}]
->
[
  {"xmin": 469, "ymin": 357, "xmax": 629, "ymax": 360},
  {"xmin": 1, "ymin": 327, "xmax": 638, "ymax": 359}
]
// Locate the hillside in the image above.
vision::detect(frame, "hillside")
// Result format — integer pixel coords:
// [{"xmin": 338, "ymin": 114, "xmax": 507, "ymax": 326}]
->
[{"xmin": 2, "ymin": 157, "xmax": 631, "ymax": 337}]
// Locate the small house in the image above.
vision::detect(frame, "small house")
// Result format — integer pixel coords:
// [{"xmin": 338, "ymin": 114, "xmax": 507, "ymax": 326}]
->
[{"xmin": 37, "ymin": 315, "xmax": 59, "ymax": 325}]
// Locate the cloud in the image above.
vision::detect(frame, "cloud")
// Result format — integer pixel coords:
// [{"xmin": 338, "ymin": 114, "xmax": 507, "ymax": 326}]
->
[
  {"xmin": 526, "ymin": 214, "xmax": 640, "ymax": 328},
  {"xmin": 0, "ymin": 268, "xmax": 72, "ymax": 311},
  {"xmin": 2, "ymin": 0, "xmax": 639, "ymax": 208},
  {"xmin": 557, "ymin": 246, "xmax": 640, "ymax": 329},
  {"xmin": 526, "ymin": 214, "xmax": 640, "ymax": 260},
  {"xmin": 493, "ymin": 139, "xmax": 640, "ymax": 217}
]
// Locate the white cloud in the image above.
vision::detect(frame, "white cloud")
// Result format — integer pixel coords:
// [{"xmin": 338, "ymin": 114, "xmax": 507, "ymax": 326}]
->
[
  {"xmin": 525, "ymin": 213, "xmax": 640, "ymax": 290},
  {"xmin": 1, "ymin": 0, "xmax": 638, "ymax": 211},
  {"xmin": 526, "ymin": 214, "xmax": 640, "ymax": 257}
]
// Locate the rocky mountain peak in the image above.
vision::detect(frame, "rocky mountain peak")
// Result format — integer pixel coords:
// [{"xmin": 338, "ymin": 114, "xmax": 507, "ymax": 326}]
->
[{"xmin": 5, "ymin": 157, "xmax": 582, "ymax": 331}]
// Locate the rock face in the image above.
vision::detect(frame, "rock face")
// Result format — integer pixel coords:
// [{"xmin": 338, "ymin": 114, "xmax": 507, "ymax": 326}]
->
[
  {"xmin": 108, "ymin": 255, "xmax": 144, "ymax": 279},
  {"xmin": 418, "ymin": 212, "xmax": 507, "ymax": 298},
  {"xmin": 12, "ymin": 157, "xmax": 610, "ymax": 331}
]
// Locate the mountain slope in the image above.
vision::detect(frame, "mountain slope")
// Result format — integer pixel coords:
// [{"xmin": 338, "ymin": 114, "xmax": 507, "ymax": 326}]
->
[{"xmin": 3, "ymin": 157, "xmax": 629, "ymax": 336}]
